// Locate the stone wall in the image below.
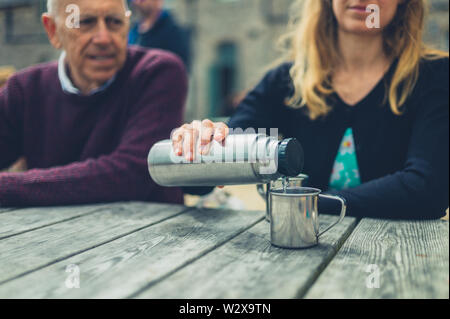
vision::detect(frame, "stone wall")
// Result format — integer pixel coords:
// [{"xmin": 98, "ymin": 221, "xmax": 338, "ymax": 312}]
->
[{"xmin": 0, "ymin": 5, "xmax": 59, "ymax": 70}]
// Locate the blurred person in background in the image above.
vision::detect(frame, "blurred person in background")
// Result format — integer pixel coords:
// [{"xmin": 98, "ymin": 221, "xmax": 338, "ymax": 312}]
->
[
  {"xmin": 0, "ymin": 0, "xmax": 188, "ymax": 207},
  {"xmin": 172, "ymin": 0, "xmax": 449, "ymax": 220},
  {"xmin": 128, "ymin": 0, "xmax": 190, "ymax": 70}
]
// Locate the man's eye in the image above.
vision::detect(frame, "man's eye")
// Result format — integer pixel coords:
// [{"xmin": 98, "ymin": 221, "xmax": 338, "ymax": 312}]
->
[
  {"xmin": 80, "ymin": 18, "xmax": 96, "ymax": 25},
  {"xmin": 107, "ymin": 18, "xmax": 123, "ymax": 25}
]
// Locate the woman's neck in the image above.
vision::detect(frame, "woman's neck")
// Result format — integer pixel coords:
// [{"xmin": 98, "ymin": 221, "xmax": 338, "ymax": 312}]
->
[
  {"xmin": 332, "ymin": 30, "xmax": 394, "ymax": 106},
  {"xmin": 336, "ymin": 29, "xmax": 389, "ymax": 73}
]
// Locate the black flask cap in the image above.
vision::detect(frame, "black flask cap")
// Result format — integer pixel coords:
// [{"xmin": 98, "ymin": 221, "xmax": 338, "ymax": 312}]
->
[{"xmin": 277, "ymin": 138, "xmax": 304, "ymax": 177}]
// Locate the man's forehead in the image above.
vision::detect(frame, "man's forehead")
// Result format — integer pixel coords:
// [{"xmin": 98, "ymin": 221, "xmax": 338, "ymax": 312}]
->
[{"xmin": 58, "ymin": 0, "xmax": 127, "ymax": 15}]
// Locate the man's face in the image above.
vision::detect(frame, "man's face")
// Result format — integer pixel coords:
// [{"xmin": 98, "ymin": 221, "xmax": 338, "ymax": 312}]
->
[
  {"xmin": 132, "ymin": 0, "xmax": 163, "ymax": 16},
  {"xmin": 49, "ymin": 0, "xmax": 130, "ymax": 89}
]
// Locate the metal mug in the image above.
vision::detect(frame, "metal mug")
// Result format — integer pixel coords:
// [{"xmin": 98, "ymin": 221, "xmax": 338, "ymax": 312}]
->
[
  {"xmin": 257, "ymin": 174, "xmax": 309, "ymax": 222},
  {"xmin": 269, "ymin": 187, "xmax": 347, "ymax": 249}
]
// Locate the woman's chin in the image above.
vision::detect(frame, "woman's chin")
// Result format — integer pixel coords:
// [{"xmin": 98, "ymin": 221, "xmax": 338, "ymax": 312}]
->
[{"xmin": 340, "ymin": 25, "xmax": 383, "ymax": 36}]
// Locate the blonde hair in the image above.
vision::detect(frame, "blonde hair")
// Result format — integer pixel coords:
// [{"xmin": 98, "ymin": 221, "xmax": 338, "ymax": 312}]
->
[
  {"xmin": 0, "ymin": 66, "xmax": 15, "ymax": 88},
  {"xmin": 279, "ymin": 0, "xmax": 448, "ymax": 120}
]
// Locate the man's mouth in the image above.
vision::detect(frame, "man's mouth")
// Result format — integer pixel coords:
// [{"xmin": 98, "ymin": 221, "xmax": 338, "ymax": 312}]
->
[{"xmin": 87, "ymin": 54, "xmax": 116, "ymax": 61}]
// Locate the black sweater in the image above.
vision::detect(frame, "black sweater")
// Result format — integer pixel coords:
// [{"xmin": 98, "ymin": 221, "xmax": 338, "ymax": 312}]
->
[{"xmin": 228, "ymin": 58, "xmax": 449, "ymax": 220}]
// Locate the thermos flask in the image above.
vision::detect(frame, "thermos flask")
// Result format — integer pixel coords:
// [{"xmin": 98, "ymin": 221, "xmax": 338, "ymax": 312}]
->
[{"xmin": 148, "ymin": 134, "xmax": 304, "ymax": 187}]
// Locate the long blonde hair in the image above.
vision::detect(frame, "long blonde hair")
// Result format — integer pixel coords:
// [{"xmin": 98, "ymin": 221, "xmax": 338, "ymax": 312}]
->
[{"xmin": 280, "ymin": 0, "xmax": 448, "ymax": 120}]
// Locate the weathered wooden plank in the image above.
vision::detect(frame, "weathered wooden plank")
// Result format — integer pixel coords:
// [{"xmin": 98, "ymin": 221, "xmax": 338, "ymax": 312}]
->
[
  {"xmin": 305, "ymin": 219, "xmax": 449, "ymax": 299},
  {"xmin": 0, "ymin": 208, "xmax": 264, "ymax": 298},
  {"xmin": 136, "ymin": 214, "xmax": 358, "ymax": 299},
  {"xmin": 0, "ymin": 202, "xmax": 190, "ymax": 285},
  {"xmin": 0, "ymin": 203, "xmax": 110, "ymax": 240},
  {"xmin": 0, "ymin": 208, "xmax": 16, "ymax": 214}
]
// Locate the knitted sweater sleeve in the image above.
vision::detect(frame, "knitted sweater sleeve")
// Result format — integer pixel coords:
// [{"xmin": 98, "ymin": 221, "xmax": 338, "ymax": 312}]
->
[{"xmin": 0, "ymin": 76, "xmax": 24, "ymax": 170}]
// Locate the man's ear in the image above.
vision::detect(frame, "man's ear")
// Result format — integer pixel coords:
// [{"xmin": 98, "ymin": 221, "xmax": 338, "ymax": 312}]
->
[{"xmin": 42, "ymin": 14, "xmax": 63, "ymax": 49}]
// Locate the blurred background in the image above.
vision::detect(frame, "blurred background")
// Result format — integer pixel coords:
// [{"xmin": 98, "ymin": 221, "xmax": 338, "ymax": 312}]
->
[
  {"xmin": 1, "ymin": 0, "xmax": 448, "ymax": 120},
  {"xmin": 0, "ymin": 0, "xmax": 449, "ymax": 211}
]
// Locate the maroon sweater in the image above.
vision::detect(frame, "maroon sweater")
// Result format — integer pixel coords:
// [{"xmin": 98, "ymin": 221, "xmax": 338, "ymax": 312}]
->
[{"xmin": 0, "ymin": 47, "xmax": 187, "ymax": 207}]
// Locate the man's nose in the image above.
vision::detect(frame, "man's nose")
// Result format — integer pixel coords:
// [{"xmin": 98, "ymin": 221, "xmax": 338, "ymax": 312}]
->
[{"xmin": 92, "ymin": 20, "xmax": 113, "ymax": 45}]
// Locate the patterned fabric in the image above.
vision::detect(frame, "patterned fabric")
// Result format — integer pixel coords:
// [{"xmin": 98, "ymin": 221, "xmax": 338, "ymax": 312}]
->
[{"xmin": 329, "ymin": 128, "xmax": 361, "ymax": 190}]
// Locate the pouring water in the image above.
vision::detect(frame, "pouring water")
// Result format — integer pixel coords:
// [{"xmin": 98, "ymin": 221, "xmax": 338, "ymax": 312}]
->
[{"xmin": 282, "ymin": 176, "xmax": 290, "ymax": 193}]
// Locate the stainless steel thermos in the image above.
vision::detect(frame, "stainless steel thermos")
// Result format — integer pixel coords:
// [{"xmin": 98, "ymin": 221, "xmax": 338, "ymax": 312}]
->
[{"xmin": 148, "ymin": 134, "xmax": 304, "ymax": 187}]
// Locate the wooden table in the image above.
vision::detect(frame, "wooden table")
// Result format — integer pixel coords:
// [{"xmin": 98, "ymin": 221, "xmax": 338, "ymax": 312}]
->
[{"xmin": 0, "ymin": 202, "xmax": 448, "ymax": 299}]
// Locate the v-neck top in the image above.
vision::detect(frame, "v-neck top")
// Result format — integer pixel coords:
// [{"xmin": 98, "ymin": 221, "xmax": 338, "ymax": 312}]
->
[
  {"xmin": 228, "ymin": 57, "xmax": 449, "ymax": 219},
  {"xmin": 328, "ymin": 68, "xmax": 390, "ymax": 191}
]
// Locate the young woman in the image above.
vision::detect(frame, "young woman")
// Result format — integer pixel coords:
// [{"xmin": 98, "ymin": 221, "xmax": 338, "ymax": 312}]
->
[{"xmin": 171, "ymin": 0, "xmax": 449, "ymax": 219}]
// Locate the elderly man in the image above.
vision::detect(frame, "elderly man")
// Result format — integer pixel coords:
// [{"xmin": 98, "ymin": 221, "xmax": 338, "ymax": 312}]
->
[{"xmin": 0, "ymin": 0, "xmax": 187, "ymax": 207}]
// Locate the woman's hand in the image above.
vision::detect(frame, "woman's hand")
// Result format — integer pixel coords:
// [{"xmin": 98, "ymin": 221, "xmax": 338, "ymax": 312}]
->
[{"xmin": 171, "ymin": 119, "xmax": 230, "ymax": 162}]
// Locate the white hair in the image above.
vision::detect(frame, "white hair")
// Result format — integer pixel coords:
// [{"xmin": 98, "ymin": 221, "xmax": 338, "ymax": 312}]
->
[
  {"xmin": 46, "ymin": 0, "xmax": 57, "ymax": 16},
  {"xmin": 46, "ymin": 0, "xmax": 129, "ymax": 16}
]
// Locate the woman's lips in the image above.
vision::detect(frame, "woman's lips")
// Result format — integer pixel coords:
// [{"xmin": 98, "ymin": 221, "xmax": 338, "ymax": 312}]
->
[{"xmin": 349, "ymin": 6, "xmax": 368, "ymax": 13}]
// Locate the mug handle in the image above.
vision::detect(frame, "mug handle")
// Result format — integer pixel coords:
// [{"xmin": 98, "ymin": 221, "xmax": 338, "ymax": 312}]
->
[
  {"xmin": 256, "ymin": 184, "xmax": 266, "ymax": 199},
  {"xmin": 256, "ymin": 184, "xmax": 271, "ymax": 221},
  {"xmin": 256, "ymin": 184, "xmax": 268, "ymax": 200},
  {"xmin": 317, "ymin": 194, "xmax": 347, "ymax": 237}
]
